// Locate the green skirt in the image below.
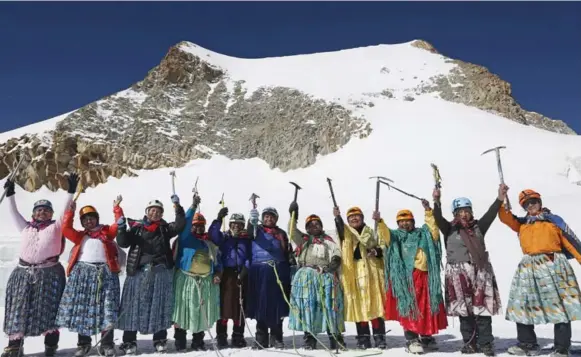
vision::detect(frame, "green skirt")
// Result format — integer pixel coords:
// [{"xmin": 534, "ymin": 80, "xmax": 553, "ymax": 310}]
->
[{"xmin": 172, "ymin": 269, "xmax": 220, "ymax": 333}]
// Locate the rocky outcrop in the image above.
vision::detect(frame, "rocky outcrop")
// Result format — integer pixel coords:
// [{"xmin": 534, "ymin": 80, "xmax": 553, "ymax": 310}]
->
[
  {"xmin": 410, "ymin": 40, "xmax": 576, "ymax": 135},
  {"xmin": 0, "ymin": 43, "xmax": 371, "ymax": 192}
]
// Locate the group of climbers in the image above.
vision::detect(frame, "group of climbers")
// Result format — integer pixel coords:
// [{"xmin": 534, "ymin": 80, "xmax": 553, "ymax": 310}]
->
[{"xmin": 2, "ymin": 173, "xmax": 580, "ymax": 357}]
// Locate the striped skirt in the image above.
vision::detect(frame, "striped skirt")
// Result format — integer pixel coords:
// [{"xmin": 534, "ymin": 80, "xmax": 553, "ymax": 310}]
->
[
  {"xmin": 117, "ymin": 264, "xmax": 174, "ymax": 335},
  {"xmin": 3, "ymin": 263, "xmax": 66, "ymax": 339},
  {"xmin": 506, "ymin": 253, "xmax": 581, "ymax": 325},
  {"xmin": 56, "ymin": 262, "xmax": 120, "ymax": 337},
  {"xmin": 288, "ymin": 267, "xmax": 345, "ymax": 335},
  {"xmin": 246, "ymin": 261, "xmax": 291, "ymax": 328},
  {"xmin": 172, "ymin": 269, "xmax": 220, "ymax": 333},
  {"xmin": 444, "ymin": 261, "xmax": 502, "ymax": 317}
]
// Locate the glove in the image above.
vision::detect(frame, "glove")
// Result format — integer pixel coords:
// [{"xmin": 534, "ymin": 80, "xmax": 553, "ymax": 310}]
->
[
  {"xmin": 289, "ymin": 201, "xmax": 299, "ymax": 217},
  {"xmin": 249, "ymin": 209, "xmax": 259, "ymax": 226},
  {"xmin": 327, "ymin": 256, "xmax": 342, "ymax": 273},
  {"xmin": 117, "ymin": 217, "xmax": 127, "ymax": 230},
  {"xmin": 217, "ymin": 207, "xmax": 229, "ymax": 220},
  {"xmin": 67, "ymin": 173, "xmax": 79, "ymax": 194},
  {"xmin": 171, "ymin": 194, "xmax": 180, "ymax": 204},
  {"xmin": 3, "ymin": 179, "xmax": 15, "ymax": 197},
  {"xmin": 192, "ymin": 194, "xmax": 201, "ymax": 207}
]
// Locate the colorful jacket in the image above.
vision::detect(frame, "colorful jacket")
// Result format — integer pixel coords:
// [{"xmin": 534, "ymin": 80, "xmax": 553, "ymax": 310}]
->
[
  {"xmin": 208, "ymin": 218, "xmax": 251, "ymax": 271},
  {"xmin": 8, "ymin": 193, "xmax": 73, "ymax": 265},
  {"xmin": 174, "ymin": 207, "xmax": 222, "ymax": 275},
  {"xmin": 498, "ymin": 205, "xmax": 581, "ymax": 263},
  {"xmin": 287, "ymin": 218, "xmax": 340, "ymax": 270},
  {"xmin": 248, "ymin": 223, "xmax": 290, "ymax": 266},
  {"xmin": 62, "ymin": 205, "xmax": 125, "ymax": 276}
]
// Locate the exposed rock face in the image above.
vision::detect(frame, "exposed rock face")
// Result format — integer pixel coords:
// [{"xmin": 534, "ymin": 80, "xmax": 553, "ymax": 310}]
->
[
  {"xmin": 0, "ymin": 42, "xmax": 371, "ymax": 192},
  {"xmin": 410, "ymin": 40, "xmax": 575, "ymax": 135}
]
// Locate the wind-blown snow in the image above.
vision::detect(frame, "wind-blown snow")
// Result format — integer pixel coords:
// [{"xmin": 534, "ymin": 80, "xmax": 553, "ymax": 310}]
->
[
  {"xmin": 0, "ymin": 111, "xmax": 75, "ymax": 144},
  {"xmin": 1, "ymin": 41, "xmax": 580, "ymax": 355}
]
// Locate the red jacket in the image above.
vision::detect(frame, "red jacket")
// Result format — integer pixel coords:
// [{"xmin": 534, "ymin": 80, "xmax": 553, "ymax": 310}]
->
[{"xmin": 62, "ymin": 205, "xmax": 124, "ymax": 276}]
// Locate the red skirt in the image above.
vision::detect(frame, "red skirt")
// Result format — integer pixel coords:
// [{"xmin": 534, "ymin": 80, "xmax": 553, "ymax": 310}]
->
[{"xmin": 384, "ymin": 269, "xmax": 448, "ymax": 335}]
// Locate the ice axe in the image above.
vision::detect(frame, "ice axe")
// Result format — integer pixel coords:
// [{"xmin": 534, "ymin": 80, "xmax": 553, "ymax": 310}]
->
[
  {"xmin": 289, "ymin": 181, "xmax": 302, "ymax": 235},
  {"xmin": 219, "ymin": 193, "xmax": 225, "ymax": 231},
  {"xmin": 481, "ymin": 146, "xmax": 511, "ymax": 211},
  {"xmin": 0, "ymin": 153, "xmax": 27, "ymax": 205},
  {"xmin": 326, "ymin": 178, "xmax": 339, "ymax": 208},
  {"xmin": 369, "ymin": 176, "xmax": 393, "ymax": 239},
  {"xmin": 431, "ymin": 163, "xmax": 442, "ymax": 190},
  {"xmin": 192, "ymin": 176, "xmax": 200, "ymax": 212},
  {"xmin": 379, "ymin": 179, "xmax": 424, "ymax": 201},
  {"xmin": 169, "ymin": 170, "xmax": 176, "ymax": 196},
  {"xmin": 249, "ymin": 193, "xmax": 260, "ymax": 237}
]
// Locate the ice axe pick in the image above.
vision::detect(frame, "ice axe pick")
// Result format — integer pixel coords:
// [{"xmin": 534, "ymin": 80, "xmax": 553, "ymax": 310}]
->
[{"xmin": 481, "ymin": 146, "xmax": 511, "ymax": 211}]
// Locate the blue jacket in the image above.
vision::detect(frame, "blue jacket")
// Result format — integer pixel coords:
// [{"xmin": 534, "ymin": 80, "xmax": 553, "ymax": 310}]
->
[
  {"xmin": 249, "ymin": 224, "xmax": 289, "ymax": 265},
  {"xmin": 174, "ymin": 208, "xmax": 222, "ymax": 274},
  {"xmin": 208, "ymin": 218, "xmax": 252, "ymax": 270}
]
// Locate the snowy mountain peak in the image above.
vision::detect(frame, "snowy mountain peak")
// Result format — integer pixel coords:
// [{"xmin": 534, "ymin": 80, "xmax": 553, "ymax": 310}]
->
[{"xmin": 0, "ymin": 39, "xmax": 577, "ymax": 194}]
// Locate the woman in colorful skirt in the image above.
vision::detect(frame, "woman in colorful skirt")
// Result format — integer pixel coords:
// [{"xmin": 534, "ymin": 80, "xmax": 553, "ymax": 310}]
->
[
  {"xmin": 56, "ymin": 196, "xmax": 125, "ymax": 357},
  {"xmin": 208, "ymin": 208, "xmax": 252, "ymax": 349},
  {"xmin": 246, "ymin": 206, "xmax": 292, "ymax": 350},
  {"xmin": 375, "ymin": 199, "xmax": 447, "ymax": 355},
  {"xmin": 172, "ymin": 195, "xmax": 222, "ymax": 352},
  {"xmin": 115, "ymin": 194, "xmax": 186, "ymax": 354},
  {"xmin": 2, "ymin": 173, "xmax": 78, "ymax": 357},
  {"xmin": 498, "ymin": 186, "xmax": 581, "ymax": 357},
  {"xmin": 333, "ymin": 205, "xmax": 386, "ymax": 350},
  {"xmin": 432, "ymin": 186, "xmax": 503, "ymax": 356},
  {"xmin": 287, "ymin": 201, "xmax": 345, "ymax": 350}
]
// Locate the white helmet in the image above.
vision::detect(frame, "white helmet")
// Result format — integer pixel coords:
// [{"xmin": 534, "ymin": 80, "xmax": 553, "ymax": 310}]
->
[{"xmin": 145, "ymin": 199, "xmax": 164, "ymax": 213}]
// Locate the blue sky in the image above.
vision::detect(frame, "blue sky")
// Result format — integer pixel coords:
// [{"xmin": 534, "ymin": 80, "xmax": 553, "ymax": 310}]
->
[{"xmin": 1, "ymin": 1, "xmax": 580, "ymax": 133}]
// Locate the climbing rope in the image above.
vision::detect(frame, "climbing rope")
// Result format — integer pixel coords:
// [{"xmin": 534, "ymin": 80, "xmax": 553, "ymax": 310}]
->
[{"xmin": 191, "ymin": 275, "xmax": 225, "ymax": 357}]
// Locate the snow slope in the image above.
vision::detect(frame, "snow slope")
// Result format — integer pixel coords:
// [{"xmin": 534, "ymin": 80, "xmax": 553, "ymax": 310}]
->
[{"xmin": 1, "ymin": 40, "xmax": 580, "ymax": 355}]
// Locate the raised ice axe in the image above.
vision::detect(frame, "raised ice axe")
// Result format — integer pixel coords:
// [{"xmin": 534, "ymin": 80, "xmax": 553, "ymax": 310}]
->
[
  {"xmin": 369, "ymin": 176, "xmax": 393, "ymax": 239},
  {"xmin": 482, "ymin": 146, "xmax": 511, "ymax": 211},
  {"xmin": 0, "ymin": 154, "xmax": 27, "ymax": 206},
  {"xmin": 169, "ymin": 170, "xmax": 177, "ymax": 196},
  {"xmin": 249, "ymin": 193, "xmax": 260, "ymax": 237},
  {"xmin": 289, "ymin": 181, "xmax": 302, "ymax": 236}
]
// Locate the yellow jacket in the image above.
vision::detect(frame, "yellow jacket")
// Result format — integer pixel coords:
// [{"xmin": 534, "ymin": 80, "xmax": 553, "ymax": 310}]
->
[
  {"xmin": 339, "ymin": 222, "xmax": 385, "ymax": 322},
  {"xmin": 376, "ymin": 210, "xmax": 440, "ymax": 271}
]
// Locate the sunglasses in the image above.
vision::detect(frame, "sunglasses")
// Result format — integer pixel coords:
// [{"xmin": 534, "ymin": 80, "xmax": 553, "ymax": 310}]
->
[{"xmin": 524, "ymin": 198, "xmax": 541, "ymax": 209}]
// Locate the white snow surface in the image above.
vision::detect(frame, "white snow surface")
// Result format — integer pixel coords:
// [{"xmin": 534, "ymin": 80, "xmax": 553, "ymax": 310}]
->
[{"xmin": 1, "ymin": 40, "xmax": 581, "ymax": 355}]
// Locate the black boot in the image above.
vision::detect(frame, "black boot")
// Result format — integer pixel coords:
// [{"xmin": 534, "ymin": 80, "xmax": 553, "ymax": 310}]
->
[
  {"xmin": 216, "ymin": 322, "xmax": 228, "ymax": 349},
  {"xmin": 1, "ymin": 340, "xmax": 23, "ymax": 357},
  {"xmin": 356, "ymin": 323, "xmax": 372, "ymax": 350},
  {"xmin": 191, "ymin": 332, "xmax": 206, "ymax": 351},
  {"xmin": 74, "ymin": 335, "xmax": 92, "ymax": 357},
  {"xmin": 253, "ymin": 321, "xmax": 269, "ymax": 350},
  {"xmin": 270, "ymin": 323, "xmax": 285, "ymax": 350},
  {"xmin": 232, "ymin": 324, "xmax": 247, "ymax": 348},
  {"xmin": 328, "ymin": 332, "xmax": 346, "ymax": 351},
  {"xmin": 303, "ymin": 333, "xmax": 317, "ymax": 350},
  {"xmin": 372, "ymin": 319, "xmax": 387, "ymax": 350},
  {"xmin": 174, "ymin": 328, "xmax": 187, "ymax": 352},
  {"xmin": 44, "ymin": 331, "xmax": 59, "ymax": 357}
]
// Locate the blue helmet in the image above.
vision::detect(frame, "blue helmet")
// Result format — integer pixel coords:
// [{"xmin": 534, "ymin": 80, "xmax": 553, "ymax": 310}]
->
[{"xmin": 451, "ymin": 197, "xmax": 472, "ymax": 213}]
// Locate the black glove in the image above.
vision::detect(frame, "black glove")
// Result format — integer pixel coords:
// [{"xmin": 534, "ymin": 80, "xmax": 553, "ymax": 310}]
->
[
  {"xmin": 327, "ymin": 256, "xmax": 342, "ymax": 273},
  {"xmin": 217, "ymin": 207, "xmax": 229, "ymax": 220},
  {"xmin": 3, "ymin": 179, "xmax": 15, "ymax": 197},
  {"xmin": 289, "ymin": 201, "xmax": 299, "ymax": 217},
  {"xmin": 67, "ymin": 173, "xmax": 79, "ymax": 194}
]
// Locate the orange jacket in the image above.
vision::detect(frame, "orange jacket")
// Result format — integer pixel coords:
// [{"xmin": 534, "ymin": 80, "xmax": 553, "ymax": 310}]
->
[
  {"xmin": 62, "ymin": 205, "xmax": 125, "ymax": 276},
  {"xmin": 498, "ymin": 204, "xmax": 581, "ymax": 263}
]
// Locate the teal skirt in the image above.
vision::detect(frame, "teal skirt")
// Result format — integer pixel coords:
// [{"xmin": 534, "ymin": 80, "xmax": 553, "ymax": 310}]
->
[{"xmin": 172, "ymin": 269, "xmax": 220, "ymax": 333}]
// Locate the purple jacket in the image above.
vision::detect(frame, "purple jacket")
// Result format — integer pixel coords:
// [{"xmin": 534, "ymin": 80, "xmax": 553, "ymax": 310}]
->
[{"xmin": 208, "ymin": 219, "xmax": 252, "ymax": 270}]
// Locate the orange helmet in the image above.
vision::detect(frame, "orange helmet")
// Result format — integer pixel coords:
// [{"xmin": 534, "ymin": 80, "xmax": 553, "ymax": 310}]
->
[
  {"xmin": 192, "ymin": 212, "xmax": 206, "ymax": 225},
  {"xmin": 346, "ymin": 207, "xmax": 363, "ymax": 218},
  {"xmin": 305, "ymin": 214, "xmax": 322, "ymax": 229},
  {"xmin": 519, "ymin": 189, "xmax": 541, "ymax": 207},
  {"xmin": 396, "ymin": 209, "xmax": 414, "ymax": 222},
  {"xmin": 79, "ymin": 205, "xmax": 99, "ymax": 222}
]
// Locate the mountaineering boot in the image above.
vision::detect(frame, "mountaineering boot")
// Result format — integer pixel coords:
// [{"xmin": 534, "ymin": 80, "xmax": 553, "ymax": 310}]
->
[
  {"xmin": 356, "ymin": 322, "xmax": 372, "ymax": 350},
  {"xmin": 1, "ymin": 340, "xmax": 23, "ymax": 357},
  {"xmin": 372, "ymin": 319, "xmax": 387, "ymax": 350},
  {"xmin": 550, "ymin": 349, "xmax": 570, "ymax": 357},
  {"xmin": 153, "ymin": 339, "xmax": 168, "ymax": 353},
  {"xmin": 118, "ymin": 342, "xmax": 137, "ymax": 356},
  {"xmin": 303, "ymin": 333, "xmax": 317, "ymax": 350},
  {"xmin": 174, "ymin": 328, "xmax": 187, "ymax": 352},
  {"xmin": 421, "ymin": 336, "xmax": 438, "ymax": 351},
  {"xmin": 215, "ymin": 322, "xmax": 228, "ymax": 349},
  {"xmin": 191, "ymin": 332, "xmax": 206, "ymax": 351},
  {"xmin": 328, "ymin": 332, "xmax": 347, "ymax": 351},
  {"xmin": 252, "ymin": 327, "xmax": 268, "ymax": 350},
  {"xmin": 406, "ymin": 339, "xmax": 425, "ymax": 355},
  {"xmin": 74, "ymin": 344, "xmax": 91, "ymax": 357},
  {"xmin": 508, "ymin": 343, "xmax": 541, "ymax": 356},
  {"xmin": 270, "ymin": 325, "xmax": 285, "ymax": 350},
  {"xmin": 98, "ymin": 331, "xmax": 117, "ymax": 357},
  {"xmin": 231, "ymin": 324, "xmax": 247, "ymax": 348},
  {"xmin": 44, "ymin": 331, "xmax": 59, "ymax": 357},
  {"xmin": 480, "ymin": 343, "xmax": 496, "ymax": 357}
]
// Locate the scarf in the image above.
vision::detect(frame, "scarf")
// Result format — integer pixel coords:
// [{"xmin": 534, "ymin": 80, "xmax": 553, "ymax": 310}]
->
[
  {"xmin": 384, "ymin": 225, "xmax": 442, "ymax": 318},
  {"xmin": 27, "ymin": 219, "xmax": 56, "ymax": 231},
  {"xmin": 450, "ymin": 217, "xmax": 488, "ymax": 270},
  {"xmin": 295, "ymin": 232, "xmax": 334, "ymax": 257},
  {"xmin": 263, "ymin": 226, "xmax": 288, "ymax": 252},
  {"xmin": 132, "ymin": 216, "xmax": 165, "ymax": 232},
  {"xmin": 517, "ymin": 208, "xmax": 581, "ymax": 262}
]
